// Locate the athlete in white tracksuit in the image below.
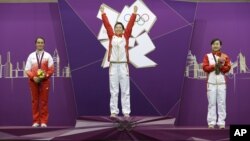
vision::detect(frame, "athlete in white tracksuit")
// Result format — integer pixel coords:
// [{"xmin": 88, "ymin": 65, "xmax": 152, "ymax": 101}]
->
[
  {"xmin": 202, "ymin": 39, "xmax": 231, "ymax": 129},
  {"xmin": 100, "ymin": 5, "xmax": 137, "ymax": 117}
]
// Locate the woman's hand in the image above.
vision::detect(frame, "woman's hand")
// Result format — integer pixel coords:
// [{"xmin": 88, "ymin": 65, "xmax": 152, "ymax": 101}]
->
[
  {"xmin": 100, "ymin": 5, "xmax": 104, "ymax": 14},
  {"xmin": 133, "ymin": 6, "xmax": 138, "ymax": 14},
  {"xmin": 218, "ymin": 57, "xmax": 226, "ymax": 65},
  {"xmin": 33, "ymin": 76, "xmax": 40, "ymax": 83}
]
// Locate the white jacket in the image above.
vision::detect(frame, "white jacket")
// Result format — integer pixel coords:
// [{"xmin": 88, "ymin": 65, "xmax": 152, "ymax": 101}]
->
[{"xmin": 109, "ymin": 35, "xmax": 127, "ymax": 63}]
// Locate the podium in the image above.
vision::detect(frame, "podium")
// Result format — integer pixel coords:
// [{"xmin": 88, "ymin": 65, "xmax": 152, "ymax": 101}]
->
[{"xmin": 0, "ymin": 116, "xmax": 229, "ymax": 140}]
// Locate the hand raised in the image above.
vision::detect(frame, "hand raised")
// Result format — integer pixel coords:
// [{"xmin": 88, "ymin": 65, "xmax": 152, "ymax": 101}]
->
[
  {"xmin": 134, "ymin": 6, "xmax": 138, "ymax": 13},
  {"xmin": 100, "ymin": 5, "xmax": 104, "ymax": 13}
]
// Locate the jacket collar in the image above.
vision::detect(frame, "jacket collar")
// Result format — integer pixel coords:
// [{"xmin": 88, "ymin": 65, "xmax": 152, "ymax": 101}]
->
[
  {"xmin": 114, "ymin": 33, "xmax": 123, "ymax": 37},
  {"xmin": 212, "ymin": 51, "xmax": 221, "ymax": 56}
]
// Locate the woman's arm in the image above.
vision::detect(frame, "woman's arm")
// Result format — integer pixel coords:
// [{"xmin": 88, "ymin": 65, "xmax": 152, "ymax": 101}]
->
[
  {"xmin": 100, "ymin": 5, "xmax": 114, "ymax": 39},
  {"xmin": 220, "ymin": 54, "xmax": 231, "ymax": 73},
  {"xmin": 124, "ymin": 6, "xmax": 137, "ymax": 39},
  {"xmin": 202, "ymin": 55, "xmax": 215, "ymax": 73}
]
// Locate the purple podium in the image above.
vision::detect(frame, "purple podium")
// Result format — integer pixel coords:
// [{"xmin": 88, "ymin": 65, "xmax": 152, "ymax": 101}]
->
[{"xmin": 0, "ymin": 116, "xmax": 229, "ymax": 140}]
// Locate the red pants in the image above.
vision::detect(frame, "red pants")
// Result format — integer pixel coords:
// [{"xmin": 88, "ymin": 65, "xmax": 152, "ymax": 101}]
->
[{"xmin": 29, "ymin": 80, "xmax": 50, "ymax": 124}]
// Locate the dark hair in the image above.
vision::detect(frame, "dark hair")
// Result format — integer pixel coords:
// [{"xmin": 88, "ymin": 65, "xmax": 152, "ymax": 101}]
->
[
  {"xmin": 35, "ymin": 36, "xmax": 45, "ymax": 43},
  {"xmin": 114, "ymin": 22, "xmax": 125, "ymax": 30},
  {"xmin": 210, "ymin": 38, "xmax": 222, "ymax": 45}
]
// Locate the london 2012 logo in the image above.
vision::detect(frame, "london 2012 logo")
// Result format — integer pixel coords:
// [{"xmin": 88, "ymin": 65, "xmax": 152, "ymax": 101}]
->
[{"xmin": 97, "ymin": 0, "xmax": 157, "ymax": 68}]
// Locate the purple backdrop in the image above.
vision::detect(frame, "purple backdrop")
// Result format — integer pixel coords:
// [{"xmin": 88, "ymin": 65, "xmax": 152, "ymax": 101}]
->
[
  {"xmin": 58, "ymin": 0, "xmax": 194, "ymax": 117},
  {"xmin": 177, "ymin": 3, "xmax": 250, "ymax": 126},
  {"xmin": 59, "ymin": 0, "xmax": 250, "ymax": 126},
  {"xmin": 0, "ymin": 3, "xmax": 76, "ymax": 126},
  {"xmin": 1, "ymin": 0, "xmax": 250, "ymax": 127}
]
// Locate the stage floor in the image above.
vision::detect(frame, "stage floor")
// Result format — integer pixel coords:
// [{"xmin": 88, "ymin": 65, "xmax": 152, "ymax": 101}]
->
[{"xmin": 0, "ymin": 116, "xmax": 229, "ymax": 141}]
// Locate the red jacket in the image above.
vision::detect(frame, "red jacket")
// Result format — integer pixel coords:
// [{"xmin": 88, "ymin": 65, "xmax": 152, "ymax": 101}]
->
[
  {"xmin": 102, "ymin": 13, "xmax": 136, "ymax": 63},
  {"xmin": 202, "ymin": 51, "xmax": 231, "ymax": 84}
]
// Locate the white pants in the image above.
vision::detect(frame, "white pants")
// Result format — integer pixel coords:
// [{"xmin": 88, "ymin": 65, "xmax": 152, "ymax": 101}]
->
[
  {"xmin": 207, "ymin": 83, "xmax": 226, "ymax": 126},
  {"xmin": 109, "ymin": 63, "xmax": 130, "ymax": 115}
]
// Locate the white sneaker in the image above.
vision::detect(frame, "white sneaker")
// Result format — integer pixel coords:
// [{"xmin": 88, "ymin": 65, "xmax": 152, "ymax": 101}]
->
[
  {"xmin": 124, "ymin": 114, "xmax": 130, "ymax": 118},
  {"xmin": 32, "ymin": 123, "xmax": 39, "ymax": 127},
  {"xmin": 208, "ymin": 125, "xmax": 214, "ymax": 129},
  {"xmin": 41, "ymin": 123, "xmax": 47, "ymax": 128},
  {"xmin": 219, "ymin": 125, "xmax": 225, "ymax": 129},
  {"xmin": 110, "ymin": 113, "xmax": 117, "ymax": 118}
]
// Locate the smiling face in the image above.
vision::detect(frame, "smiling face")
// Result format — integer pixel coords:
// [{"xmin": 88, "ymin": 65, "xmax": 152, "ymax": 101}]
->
[
  {"xmin": 35, "ymin": 38, "xmax": 45, "ymax": 51},
  {"xmin": 114, "ymin": 23, "xmax": 124, "ymax": 35},
  {"xmin": 211, "ymin": 40, "xmax": 221, "ymax": 52}
]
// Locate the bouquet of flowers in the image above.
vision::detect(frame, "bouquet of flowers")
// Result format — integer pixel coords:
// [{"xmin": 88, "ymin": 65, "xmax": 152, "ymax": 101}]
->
[
  {"xmin": 215, "ymin": 63, "xmax": 221, "ymax": 75},
  {"xmin": 37, "ymin": 69, "xmax": 45, "ymax": 78},
  {"xmin": 36, "ymin": 69, "xmax": 45, "ymax": 83},
  {"xmin": 215, "ymin": 57, "xmax": 225, "ymax": 75}
]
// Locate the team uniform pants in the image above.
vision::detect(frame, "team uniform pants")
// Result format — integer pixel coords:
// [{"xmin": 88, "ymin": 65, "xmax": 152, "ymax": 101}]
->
[
  {"xmin": 207, "ymin": 83, "xmax": 226, "ymax": 126},
  {"xmin": 109, "ymin": 63, "xmax": 130, "ymax": 115},
  {"xmin": 29, "ymin": 80, "xmax": 50, "ymax": 124}
]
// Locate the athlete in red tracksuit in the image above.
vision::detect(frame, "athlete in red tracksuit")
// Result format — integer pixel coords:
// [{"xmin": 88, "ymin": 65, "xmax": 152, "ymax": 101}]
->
[
  {"xmin": 25, "ymin": 37, "xmax": 54, "ymax": 127},
  {"xmin": 202, "ymin": 38, "xmax": 231, "ymax": 129},
  {"xmin": 100, "ymin": 5, "xmax": 137, "ymax": 118}
]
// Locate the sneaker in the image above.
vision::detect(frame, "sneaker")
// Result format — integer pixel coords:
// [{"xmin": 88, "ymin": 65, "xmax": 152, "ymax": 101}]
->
[
  {"xmin": 110, "ymin": 113, "xmax": 117, "ymax": 118},
  {"xmin": 219, "ymin": 125, "xmax": 225, "ymax": 129},
  {"xmin": 32, "ymin": 123, "xmax": 39, "ymax": 127},
  {"xmin": 41, "ymin": 123, "xmax": 47, "ymax": 128},
  {"xmin": 124, "ymin": 114, "xmax": 130, "ymax": 118},
  {"xmin": 208, "ymin": 125, "xmax": 214, "ymax": 129}
]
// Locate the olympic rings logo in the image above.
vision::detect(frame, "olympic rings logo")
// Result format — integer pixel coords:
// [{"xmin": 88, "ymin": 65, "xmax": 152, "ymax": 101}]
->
[{"xmin": 124, "ymin": 13, "xmax": 149, "ymax": 26}]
